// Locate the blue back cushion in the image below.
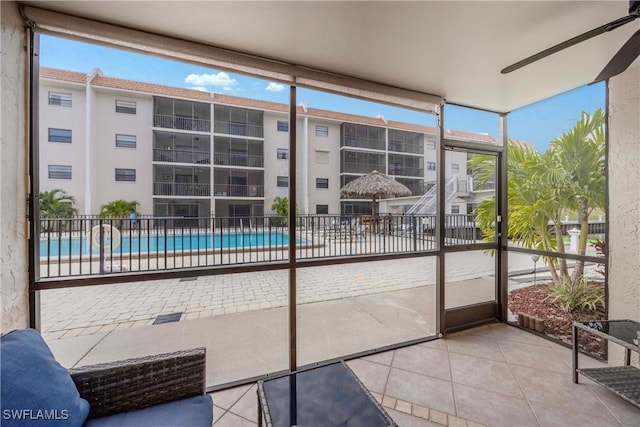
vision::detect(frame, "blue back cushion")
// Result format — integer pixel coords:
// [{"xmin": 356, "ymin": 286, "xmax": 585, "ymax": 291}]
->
[{"xmin": 1, "ymin": 329, "xmax": 89, "ymax": 427}]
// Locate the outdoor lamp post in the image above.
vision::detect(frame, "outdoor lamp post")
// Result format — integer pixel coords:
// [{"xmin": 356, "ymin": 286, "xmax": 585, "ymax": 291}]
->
[{"xmin": 531, "ymin": 255, "xmax": 540, "ymax": 286}]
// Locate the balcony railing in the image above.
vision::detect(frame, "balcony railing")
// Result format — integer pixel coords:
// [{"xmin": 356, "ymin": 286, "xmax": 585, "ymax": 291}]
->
[
  {"xmin": 154, "ymin": 114, "xmax": 211, "ymax": 132},
  {"xmin": 341, "ymin": 163, "xmax": 386, "ymax": 174},
  {"xmin": 388, "ymin": 142, "xmax": 424, "ymax": 155},
  {"xmin": 388, "ymin": 167, "xmax": 424, "ymax": 177},
  {"xmin": 341, "ymin": 138, "xmax": 385, "ymax": 150},
  {"xmin": 153, "ymin": 148, "xmax": 210, "ymax": 165},
  {"xmin": 153, "ymin": 182, "xmax": 210, "ymax": 197},
  {"xmin": 213, "ymin": 153, "xmax": 264, "ymax": 168},
  {"xmin": 214, "ymin": 121, "xmax": 264, "ymax": 138},
  {"xmin": 213, "ymin": 184, "xmax": 264, "ymax": 197}
]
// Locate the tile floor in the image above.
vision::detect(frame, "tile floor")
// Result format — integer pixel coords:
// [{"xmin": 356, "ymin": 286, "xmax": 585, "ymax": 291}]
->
[{"xmin": 210, "ymin": 323, "xmax": 640, "ymax": 427}]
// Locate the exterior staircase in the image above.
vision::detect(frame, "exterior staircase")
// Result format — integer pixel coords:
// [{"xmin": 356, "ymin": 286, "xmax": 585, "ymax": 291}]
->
[{"xmin": 405, "ymin": 175, "xmax": 459, "ymax": 215}]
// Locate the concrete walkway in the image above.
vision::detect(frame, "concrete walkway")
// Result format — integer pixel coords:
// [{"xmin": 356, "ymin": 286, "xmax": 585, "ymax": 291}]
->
[{"xmin": 41, "ymin": 252, "xmax": 537, "ymax": 339}]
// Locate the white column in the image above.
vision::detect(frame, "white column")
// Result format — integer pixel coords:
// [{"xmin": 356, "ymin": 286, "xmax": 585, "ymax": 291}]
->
[
  {"xmin": 608, "ymin": 62, "xmax": 640, "ymax": 362},
  {"xmin": 84, "ymin": 75, "xmax": 92, "ymax": 214},
  {"xmin": 210, "ymin": 100, "xmax": 215, "ymax": 217},
  {"xmin": 302, "ymin": 115, "xmax": 309, "ymax": 214}
]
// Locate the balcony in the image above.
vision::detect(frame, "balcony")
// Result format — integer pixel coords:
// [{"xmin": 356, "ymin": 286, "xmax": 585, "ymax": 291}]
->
[
  {"xmin": 154, "ymin": 114, "xmax": 211, "ymax": 132},
  {"xmin": 213, "ymin": 152, "xmax": 264, "ymax": 168},
  {"xmin": 214, "ymin": 121, "xmax": 264, "ymax": 138},
  {"xmin": 153, "ymin": 148, "xmax": 210, "ymax": 164},
  {"xmin": 213, "ymin": 184, "xmax": 264, "ymax": 197},
  {"xmin": 153, "ymin": 182, "xmax": 210, "ymax": 197},
  {"xmin": 388, "ymin": 166, "xmax": 424, "ymax": 177}
]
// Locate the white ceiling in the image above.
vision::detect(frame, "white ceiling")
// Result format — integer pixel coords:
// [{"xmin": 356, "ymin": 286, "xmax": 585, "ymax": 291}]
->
[{"xmin": 26, "ymin": 1, "xmax": 640, "ymax": 112}]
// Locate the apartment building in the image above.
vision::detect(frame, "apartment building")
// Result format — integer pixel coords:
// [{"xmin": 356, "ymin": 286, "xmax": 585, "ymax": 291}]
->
[{"xmin": 39, "ymin": 67, "xmax": 497, "ymax": 221}]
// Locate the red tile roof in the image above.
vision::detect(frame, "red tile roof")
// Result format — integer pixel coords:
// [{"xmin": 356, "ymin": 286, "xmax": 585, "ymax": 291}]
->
[
  {"xmin": 41, "ymin": 67, "xmax": 501, "ymax": 144},
  {"xmin": 40, "ymin": 68, "xmax": 86, "ymax": 84}
]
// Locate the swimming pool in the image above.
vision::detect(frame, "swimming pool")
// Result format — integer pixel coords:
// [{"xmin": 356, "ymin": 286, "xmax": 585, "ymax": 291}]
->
[{"xmin": 41, "ymin": 231, "xmax": 296, "ymax": 257}]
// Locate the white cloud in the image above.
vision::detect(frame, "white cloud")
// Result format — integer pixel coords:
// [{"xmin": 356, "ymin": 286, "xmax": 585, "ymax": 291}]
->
[
  {"xmin": 265, "ymin": 82, "xmax": 286, "ymax": 92},
  {"xmin": 185, "ymin": 72, "xmax": 238, "ymax": 90},
  {"xmin": 223, "ymin": 87, "xmax": 232, "ymax": 92},
  {"xmin": 189, "ymin": 86, "xmax": 208, "ymax": 92}
]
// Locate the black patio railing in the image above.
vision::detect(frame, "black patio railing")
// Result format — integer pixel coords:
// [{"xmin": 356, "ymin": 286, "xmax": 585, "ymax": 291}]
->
[
  {"xmin": 38, "ymin": 214, "xmax": 457, "ymax": 278},
  {"xmin": 37, "ymin": 214, "xmax": 607, "ymax": 279}
]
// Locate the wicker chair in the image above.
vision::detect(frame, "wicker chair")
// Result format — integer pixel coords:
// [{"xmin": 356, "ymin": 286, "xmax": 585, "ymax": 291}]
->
[{"xmin": 70, "ymin": 348, "xmax": 208, "ymax": 420}]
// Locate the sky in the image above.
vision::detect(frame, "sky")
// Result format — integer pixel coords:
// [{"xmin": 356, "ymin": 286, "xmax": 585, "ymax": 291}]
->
[{"xmin": 41, "ymin": 36, "xmax": 605, "ymax": 152}]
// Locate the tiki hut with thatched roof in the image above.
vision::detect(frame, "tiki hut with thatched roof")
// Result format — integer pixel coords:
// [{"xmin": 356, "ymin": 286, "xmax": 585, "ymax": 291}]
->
[{"xmin": 340, "ymin": 170, "xmax": 411, "ymax": 216}]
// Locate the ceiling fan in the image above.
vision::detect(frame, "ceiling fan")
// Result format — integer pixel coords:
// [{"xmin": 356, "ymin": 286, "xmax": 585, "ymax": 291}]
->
[{"xmin": 501, "ymin": 0, "xmax": 640, "ymax": 82}]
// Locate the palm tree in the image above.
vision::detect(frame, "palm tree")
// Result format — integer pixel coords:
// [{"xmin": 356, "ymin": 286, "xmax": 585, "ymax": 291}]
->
[
  {"xmin": 39, "ymin": 189, "xmax": 78, "ymax": 219},
  {"xmin": 99, "ymin": 200, "xmax": 139, "ymax": 218},
  {"xmin": 549, "ymin": 109, "xmax": 605, "ymax": 281},
  {"xmin": 270, "ymin": 196, "xmax": 290, "ymax": 226},
  {"xmin": 470, "ymin": 109, "xmax": 605, "ymax": 284}
]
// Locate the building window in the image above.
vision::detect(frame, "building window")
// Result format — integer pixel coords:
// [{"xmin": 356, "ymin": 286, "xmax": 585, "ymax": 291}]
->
[
  {"xmin": 277, "ymin": 176, "xmax": 288, "ymax": 188},
  {"xmin": 115, "ymin": 100, "xmax": 137, "ymax": 114},
  {"xmin": 451, "ymin": 163, "xmax": 460, "ymax": 173},
  {"xmin": 115, "ymin": 134, "xmax": 137, "ymax": 148},
  {"xmin": 315, "ymin": 125, "xmax": 329, "ymax": 137},
  {"xmin": 48, "ymin": 92, "xmax": 72, "ymax": 107},
  {"xmin": 316, "ymin": 204, "xmax": 329, "ymax": 215},
  {"xmin": 426, "ymin": 140, "xmax": 436, "ymax": 150},
  {"xmin": 277, "ymin": 121, "xmax": 289, "ymax": 132},
  {"xmin": 316, "ymin": 178, "xmax": 329, "ymax": 189},
  {"xmin": 426, "ymin": 161, "xmax": 436, "ymax": 171},
  {"xmin": 315, "ymin": 150, "xmax": 330, "ymax": 164},
  {"xmin": 48, "ymin": 165, "xmax": 72, "ymax": 180},
  {"xmin": 277, "ymin": 148, "xmax": 289, "ymax": 160},
  {"xmin": 48, "ymin": 128, "xmax": 72, "ymax": 143},
  {"xmin": 451, "ymin": 205, "xmax": 460, "ymax": 214},
  {"xmin": 115, "ymin": 168, "xmax": 136, "ymax": 182}
]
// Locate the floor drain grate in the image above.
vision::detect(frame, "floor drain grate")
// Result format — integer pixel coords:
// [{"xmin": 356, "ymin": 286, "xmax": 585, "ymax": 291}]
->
[
  {"xmin": 179, "ymin": 277, "xmax": 198, "ymax": 282},
  {"xmin": 153, "ymin": 312, "xmax": 183, "ymax": 325}
]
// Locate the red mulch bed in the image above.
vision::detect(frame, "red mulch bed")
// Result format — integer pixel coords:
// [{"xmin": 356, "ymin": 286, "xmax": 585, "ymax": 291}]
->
[{"xmin": 509, "ymin": 283, "xmax": 605, "ymax": 357}]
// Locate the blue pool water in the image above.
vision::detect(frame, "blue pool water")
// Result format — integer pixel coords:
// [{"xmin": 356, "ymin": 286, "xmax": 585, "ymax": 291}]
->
[{"xmin": 41, "ymin": 231, "xmax": 295, "ymax": 257}]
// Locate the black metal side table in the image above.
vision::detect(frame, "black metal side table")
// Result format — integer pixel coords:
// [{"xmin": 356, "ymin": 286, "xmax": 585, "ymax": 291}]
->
[
  {"xmin": 257, "ymin": 361, "xmax": 396, "ymax": 427},
  {"xmin": 572, "ymin": 319, "xmax": 640, "ymax": 408}
]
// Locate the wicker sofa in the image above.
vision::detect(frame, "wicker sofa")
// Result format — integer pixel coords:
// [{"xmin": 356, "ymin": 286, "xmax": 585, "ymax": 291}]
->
[{"xmin": 1, "ymin": 329, "xmax": 213, "ymax": 427}]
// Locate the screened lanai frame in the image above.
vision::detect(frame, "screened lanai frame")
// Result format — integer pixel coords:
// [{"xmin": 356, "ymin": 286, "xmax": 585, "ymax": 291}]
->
[{"xmin": 24, "ymin": 5, "xmax": 609, "ymax": 390}]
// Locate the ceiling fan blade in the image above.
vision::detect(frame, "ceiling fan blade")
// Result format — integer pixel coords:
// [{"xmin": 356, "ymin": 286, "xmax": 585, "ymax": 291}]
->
[
  {"xmin": 593, "ymin": 29, "xmax": 640, "ymax": 82},
  {"xmin": 501, "ymin": 14, "xmax": 638, "ymax": 74}
]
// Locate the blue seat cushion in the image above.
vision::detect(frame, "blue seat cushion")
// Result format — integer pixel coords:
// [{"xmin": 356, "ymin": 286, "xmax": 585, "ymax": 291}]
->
[
  {"xmin": 1, "ymin": 329, "xmax": 90, "ymax": 427},
  {"xmin": 83, "ymin": 395, "xmax": 213, "ymax": 427}
]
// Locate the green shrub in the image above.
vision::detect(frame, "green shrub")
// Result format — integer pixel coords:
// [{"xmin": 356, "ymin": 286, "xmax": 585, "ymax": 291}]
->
[{"xmin": 546, "ymin": 277, "xmax": 604, "ymax": 313}]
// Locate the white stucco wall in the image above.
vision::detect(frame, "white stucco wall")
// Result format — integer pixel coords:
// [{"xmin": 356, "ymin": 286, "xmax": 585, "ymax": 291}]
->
[
  {"xmin": 39, "ymin": 80, "xmax": 87, "ymax": 210},
  {"xmin": 607, "ymin": 61, "xmax": 640, "ymax": 362},
  {"xmin": 1, "ymin": 1, "xmax": 29, "ymax": 331},
  {"xmin": 92, "ymin": 88, "xmax": 154, "ymax": 214}
]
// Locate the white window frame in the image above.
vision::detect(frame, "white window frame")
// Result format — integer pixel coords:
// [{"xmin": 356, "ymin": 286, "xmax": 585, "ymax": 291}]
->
[
  {"xmin": 115, "ymin": 168, "xmax": 136, "ymax": 182},
  {"xmin": 48, "ymin": 92, "xmax": 72, "ymax": 107},
  {"xmin": 426, "ymin": 161, "xmax": 436, "ymax": 171},
  {"xmin": 115, "ymin": 99, "xmax": 137, "ymax": 114},
  {"xmin": 315, "ymin": 125, "xmax": 329, "ymax": 137},
  {"xmin": 115, "ymin": 134, "xmax": 137, "ymax": 148},
  {"xmin": 48, "ymin": 128, "xmax": 72, "ymax": 143},
  {"xmin": 316, "ymin": 204, "xmax": 329, "ymax": 215},
  {"xmin": 276, "ymin": 176, "xmax": 289, "ymax": 188},
  {"xmin": 48, "ymin": 164, "xmax": 72, "ymax": 180},
  {"xmin": 277, "ymin": 121, "xmax": 289, "ymax": 132},
  {"xmin": 451, "ymin": 163, "xmax": 460, "ymax": 173},
  {"xmin": 316, "ymin": 178, "xmax": 329, "ymax": 189},
  {"xmin": 277, "ymin": 148, "xmax": 289, "ymax": 160}
]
